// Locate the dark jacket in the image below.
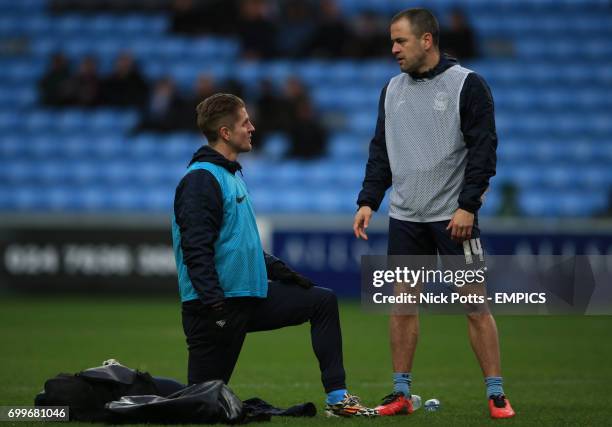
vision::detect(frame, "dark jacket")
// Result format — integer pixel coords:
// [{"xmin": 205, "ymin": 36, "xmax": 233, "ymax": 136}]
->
[{"xmin": 357, "ymin": 55, "xmax": 497, "ymax": 214}]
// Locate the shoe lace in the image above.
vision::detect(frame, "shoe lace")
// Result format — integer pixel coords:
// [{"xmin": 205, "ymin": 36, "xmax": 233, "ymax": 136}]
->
[
  {"xmin": 344, "ymin": 394, "xmax": 363, "ymax": 406},
  {"xmin": 380, "ymin": 392, "xmax": 405, "ymax": 405}
]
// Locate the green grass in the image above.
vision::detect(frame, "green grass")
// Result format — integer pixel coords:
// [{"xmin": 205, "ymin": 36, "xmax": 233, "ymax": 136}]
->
[{"xmin": 0, "ymin": 296, "xmax": 611, "ymax": 426}]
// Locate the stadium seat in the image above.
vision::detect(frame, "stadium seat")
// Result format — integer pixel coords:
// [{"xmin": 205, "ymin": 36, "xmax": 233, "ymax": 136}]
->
[
  {"xmin": 0, "ymin": 111, "xmax": 20, "ymax": 129},
  {"xmin": 260, "ymin": 133, "xmax": 289, "ymax": 160},
  {"xmin": 328, "ymin": 133, "xmax": 369, "ymax": 160},
  {"xmin": 346, "ymin": 111, "xmax": 377, "ymax": 134}
]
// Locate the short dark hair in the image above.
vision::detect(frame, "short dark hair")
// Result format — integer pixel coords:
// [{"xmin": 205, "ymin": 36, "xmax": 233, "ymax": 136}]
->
[
  {"xmin": 391, "ymin": 8, "xmax": 439, "ymax": 47},
  {"xmin": 196, "ymin": 93, "xmax": 245, "ymax": 143}
]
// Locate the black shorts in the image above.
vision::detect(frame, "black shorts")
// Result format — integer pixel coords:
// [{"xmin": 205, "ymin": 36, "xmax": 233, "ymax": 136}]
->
[
  {"xmin": 387, "ymin": 217, "xmax": 489, "ymax": 313},
  {"xmin": 387, "ymin": 217, "xmax": 485, "ymax": 269}
]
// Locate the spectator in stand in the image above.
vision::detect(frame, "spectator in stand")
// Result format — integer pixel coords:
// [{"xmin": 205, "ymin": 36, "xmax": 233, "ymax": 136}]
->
[
  {"xmin": 497, "ymin": 183, "xmax": 521, "ymax": 217},
  {"xmin": 103, "ymin": 52, "xmax": 149, "ymax": 107},
  {"xmin": 287, "ymin": 97, "xmax": 328, "ymax": 159},
  {"xmin": 283, "ymin": 77, "xmax": 308, "ymax": 109},
  {"xmin": 440, "ymin": 8, "xmax": 478, "ymax": 60},
  {"xmin": 221, "ymin": 78, "xmax": 245, "ymax": 100},
  {"xmin": 236, "ymin": 0, "xmax": 278, "ymax": 59},
  {"xmin": 38, "ymin": 52, "xmax": 72, "ymax": 106},
  {"xmin": 276, "ymin": 1, "xmax": 315, "ymax": 58},
  {"xmin": 136, "ymin": 76, "xmax": 184, "ymax": 132},
  {"xmin": 253, "ymin": 77, "xmax": 328, "ymax": 158},
  {"xmin": 350, "ymin": 11, "xmax": 390, "ymax": 58},
  {"xmin": 179, "ymin": 74, "xmax": 218, "ymax": 130},
  {"xmin": 252, "ymin": 79, "xmax": 285, "ymax": 148},
  {"xmin": 68, "ymin": 56, "xmax": 102, "ymax": 107},
  {"xmin": 170, "ymin": 0, "xmax": 238, "ymax": 35},
  {"xmin": 306, "ymin": 0, "xmax": 351, "ymax": 58},
  {"xmin": 170, "ymin": 0, "xmax": 206, "ymax": 34}
]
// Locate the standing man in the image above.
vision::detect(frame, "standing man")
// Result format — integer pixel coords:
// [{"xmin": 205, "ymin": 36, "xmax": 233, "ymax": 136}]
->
[
  {"xmin": 172, "ymin": 93, "xmax": 376, "ymax": 417},
  {"xmin": 353, "ymin": 8, "xmax": 515, "ymax": 419}
]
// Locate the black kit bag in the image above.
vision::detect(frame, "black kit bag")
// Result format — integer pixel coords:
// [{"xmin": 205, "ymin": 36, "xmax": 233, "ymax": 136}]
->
[
  {"xmin": 106, "ymin": 380, "xmax": 246, "ymax": 424},
  {"xmin": 34, "ymin": 363, "xmax": 158, "ymax": 422}
]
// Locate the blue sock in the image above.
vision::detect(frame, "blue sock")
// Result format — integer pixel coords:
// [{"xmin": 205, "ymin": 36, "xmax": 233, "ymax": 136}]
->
[
  {"xmin": 326, "ymin": 388, "xmax": 347, "ymax": 404},
  {"xmin": 393, "ymin": 372, "xmax": 411, "ymax": 396},
  {"xmin": 485, "ymin": 376, "xmax": 504, "ymax": 397}
]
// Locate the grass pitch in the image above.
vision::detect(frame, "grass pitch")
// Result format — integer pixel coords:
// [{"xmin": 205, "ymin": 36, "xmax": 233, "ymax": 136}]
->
[{"xmin": 0, "ymin": 296, "xmax": 610, "ymax": 426}]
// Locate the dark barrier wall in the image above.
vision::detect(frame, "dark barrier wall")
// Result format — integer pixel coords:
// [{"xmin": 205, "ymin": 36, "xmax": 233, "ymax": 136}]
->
[
  {"xmin": 0, "ymin": 225, "xmax": 176, "ymax": 293},
  {"xmin": 1, "ymin": 216, "xmax": 611, "ymax": 296}
]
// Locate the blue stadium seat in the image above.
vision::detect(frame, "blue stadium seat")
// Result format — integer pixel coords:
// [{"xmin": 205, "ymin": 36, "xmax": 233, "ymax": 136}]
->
[
  {"xmin": 22, "ymin": 15, "xmax": 52, "ymax": 34},
  {"xmin": 358, "ymin": 62, "xmax": 396, "ymax": 84},
  {"xmin": 101, "ymin": 160, "xmax": 133, "ymax": 184},
  {"xmin": 249, "ymin": 188, "xmax": 281, "ymax": 213},
  {"xmin": 88, "ymin": 136, "xmax": 126, "ymax": 159},
  {"xmin": 519, "ymin": 192, "xmax": 557, "ymax": 217},
  {"xmin": 346, "ymin": 111, "xmax": 376, "ymax": 134},
  {"xmin": 26, "ymin": 111, "xmax": 57, "ymax": 133},
  {"xmin": 69, "ymin": 160, "xmax": 106, "ymax": 184},
  {"xmin": 0, "ymin": 111, "xmax": 20, "ymax": 129},
  {"xmin": 311, "ymin": 189, "xmax": 347, "ymax": 213},
  {"xmin": 305, "ymin": 161, "xmax": 362, "ymax": 189},
  {"xmin": 576, "ymin": 166, "xmax": 612, "ymax": 188},
  {"xmin": 0, "ymin": 16, "xmax": 20, "ymax": 36},
  {"xmin": 143, "ymin": 186, "xmax": 174, "ymax": 212},
  {"xmin": 111, "ymin": 189, "xmax": 143, "ymax": 212},
  {"xmin": 314, "ymin": 86, "xmax": 379, "ymax": 111},
  {"xmin": 328, "ymin": 133, "xmax": 368, "ymax": 160},
  {"xmin": 62, "ymin": 39, "xmax": 94, "ymax": 58},
  {"xmin": 540, "ymin": 165, "xmax": 577, "ymax": 188},
  {"xmin": 127, "ymin": 14, "xmax": 168, "ymax": 34},
  {"xmin": 79, "ymin": 187, "xmax": 113, "ymax": 211},
  {"xmin": 1, "ymin": 160, "xmax": 34, "ymax": 184},
  {"xmin": 189, "ymin": 37, "xmax": 240, "ymax": 59},
  {"xmin": 478, "ymin": 189, "xmax": 501, "ymax": 216},
  {"xmin": 56, "ymin": 15, "xmax": 84, "ymax": 35},
  {"xmin": 28, "ymin": 136, "xmax": 61, "ymax": 158},
  {"xmin": 11, "ymin": 187, "xmax": 48, "ymax": 211},
  {"xmin": 36, "ymin": 159, "xmax": 72, "ymax": 185},
  {"xmin": 510, "ymin": 165, "xmax": 544, "ymax": 188},
  {"xmin": 261, "ymin": 61, "xmax": 293, "ymax": 82},
  {"xmin": 60, "ymin": 136, "xmax": 93, "ymax": 159},
  {"xmin": 90, "ymin": 110, "xmax": 138, "ymax": 132},
  {"xmin": 127, "ymin": 38, "xmax": 162, "ymax": 60},
  {"xmin": 328, "ymin": 62, "xmax": 360, "ymax": 82},
  {"xmin": 271, "ymin": 162, "xmax": 303, "ymax": 185},
  {"xmin": 58, "ymin": 110, "xmax": 87, "ymax": 131},
  {"xmin": 90, "ymin": 15, "xmax": 116, "ymax": 33},
  {"xmin": 0, "ymin": 135, "xmax": 26, "ymax": 159},
  {"xmin": 134, "ymin": 161, "xmax": 173, "ymax": 185},
  {"xmin": 158, "ymin": 38, "xmax": 189, "ymax": 58},
  {"xmin": 297, "ymin": 61, "xmax": 328, "ymax": 86},
  {"xmin": 2, "ymin": 62, "xmax": 43, "ymax": 83},
  {"xmin": 260, "ymin": 133, "xmax": 289, "ymax": 160},
  {"xmin": 233, "ymin": 62, "xmax": 263, "ymax": 84},
  {"xmin": 558, "ymin": 192, "xmax": 608, "ymax": 217}
]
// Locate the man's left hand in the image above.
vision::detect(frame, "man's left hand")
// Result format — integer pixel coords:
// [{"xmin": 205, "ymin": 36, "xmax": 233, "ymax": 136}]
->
[{"xmin": 446, "ymin": 209, "xmax": 475, "ymax": 243}]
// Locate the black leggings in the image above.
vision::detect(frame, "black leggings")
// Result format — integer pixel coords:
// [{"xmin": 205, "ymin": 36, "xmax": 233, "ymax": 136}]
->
[{"xmin": 181, "ymin": 282, "xmax": 346, "ymax": 393}]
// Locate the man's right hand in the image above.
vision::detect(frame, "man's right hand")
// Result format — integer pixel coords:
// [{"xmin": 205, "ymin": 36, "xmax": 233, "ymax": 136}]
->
[{"xmin": 353, "ymin": 206, "xmax": 373, "ymax": 240}]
